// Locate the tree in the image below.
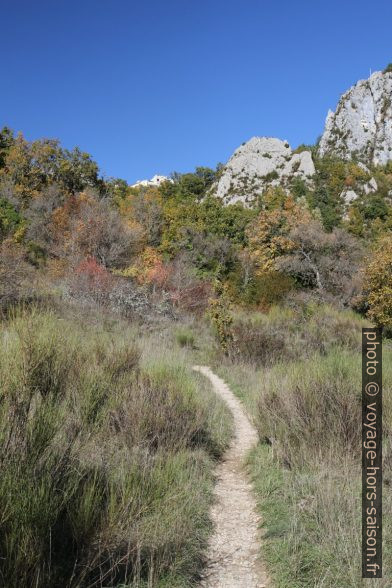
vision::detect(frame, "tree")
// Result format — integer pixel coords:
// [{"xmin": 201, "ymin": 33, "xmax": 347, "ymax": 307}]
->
[
  {"xmin": 277, "ymin": 220, "xmax": 363, "ymax": 300},
  {"xmin": 0, "ymin": 126, "xmax": 14, "ymax": 168},
  {"xmin": 194, "ymin": 166, "xmax": 216, "ymax": 190},
  {"xmin": 184, "ymin": 228, "xmax": 236, "ymax": 277},
  {"xmin": 2, "ymin": 133, "xmax": 35, "ymax": 200},
  {"xmin": 1, "ymin": 134, "xmax": 65, "ymax": 200},
  {"xmin": 105, "ymin": 177, "xmax": 129, "ymax": 202},
  {"xmin": 345, "ymin": 193, "xmax": 392, "ymax": 239},
  {"xmin": 308, "ymin": 156, "xmax": 368, "ymax": 230},
  {"xmin": 0, "ymin": 240, "xmax": 32, "ymax": 309},
  {"xmin": 68, "ymin": 255, "xmax": 115, "ymax": 306},
  {"xmin": 198, "ymin": 196, "xmax": 256, "ymax": 245},
  {"xmin": 246, "ymin": 195, "xmax": 313, "ymax": 273},
  {"xmin": 120, "ymin": 187, "xmax": 164, "ymax": 247},
  {"xmin": 57, "ymin": 147, "xmax": 101, "ymax": 194},
  {"xmin": 175, "ymin": 168, "xmax": 215, "ymax": 199},
  {"xmin": 246, "ymin": 194, "xmax": 362, "ymax": 302},
  {"xmin": 0, "ymin": 197, "xmax": 24, "ymax": 241},
  {"xmin": 50, "ymin": 192, "xmax": 140, "ymax": 268},
  {"xmin": 0, "ymin": 131, "xmax": 103, "ymax": 203},
  {"xmin": 363, "ymin": 234, "xmax": 392, "ymax": 328},
  {"xmin": 160, "ymin": 197, "xmax": 201, "ymax": 255}
]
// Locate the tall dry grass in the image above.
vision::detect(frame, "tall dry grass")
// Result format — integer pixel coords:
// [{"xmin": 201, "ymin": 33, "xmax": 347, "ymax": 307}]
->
[
  {"xmin": 0, "ymin": 309, "xmax": 231, "ymax": 587},
  {"xmin": 217, "ymin": 303, "xmax": 392, "ymax": 587}
]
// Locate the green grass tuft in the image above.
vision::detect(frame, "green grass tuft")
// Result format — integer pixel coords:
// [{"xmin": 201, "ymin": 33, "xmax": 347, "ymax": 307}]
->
[{"xmin": 0, "ymin": 308, "xmax": 232, "ymax": 587}]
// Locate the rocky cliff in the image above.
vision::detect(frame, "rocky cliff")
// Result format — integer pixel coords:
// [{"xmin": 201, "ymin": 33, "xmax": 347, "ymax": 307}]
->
[
  {"xmin": 318, "ymin": 69, "xmax": 392, "ymax": 165},
  {"xmin": 138, "ymin": 70, "xmax": 392, "ymax": 206},
  {"xmin": 131, "ymin": 174, "xmax": 172, "ymax": 188},
  {"xmin": 214, "ymin": 137, "xmax": 315, "ymax": 205}
]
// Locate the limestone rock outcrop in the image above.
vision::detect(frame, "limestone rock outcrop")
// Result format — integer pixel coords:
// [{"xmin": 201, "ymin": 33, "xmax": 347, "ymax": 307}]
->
[
  {"xmin": 131, "ymin": 174, "xmax": 172, "ymax": 188},
  {"xmin": 214, "ymin": 137, "xmax": 315, "ymax": 205},
  {"xmin": 319, "ymin": 70, "xmax": 392, "ymax": 165}
]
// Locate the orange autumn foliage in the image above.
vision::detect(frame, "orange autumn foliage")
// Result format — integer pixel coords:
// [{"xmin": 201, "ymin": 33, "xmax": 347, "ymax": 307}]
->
[{"xmin": 246, "ymin": 196, "xmax": 313, "ymax": 274}]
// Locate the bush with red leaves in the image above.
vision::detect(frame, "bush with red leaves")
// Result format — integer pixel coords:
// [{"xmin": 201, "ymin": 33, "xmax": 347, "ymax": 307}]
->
[{"xmin": 68, "ymin": 256, "xmax": 115, "ymax": 304}]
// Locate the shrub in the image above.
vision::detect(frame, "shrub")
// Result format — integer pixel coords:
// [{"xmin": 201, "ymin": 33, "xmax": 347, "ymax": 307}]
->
[
  {"xmin": 218, "ymin": 305, "xmax": 391, "ymax": 588},
  {"xmin": 221, "ymin": 303, "xmax": 362, "ymax": 367},
  {"xmin": 207, "ymin": 282, "xmax": 233, "ymax": 352},
  {"xmin": 247, "ymin": 271, "xmax": 294, "ymax": 309},
  {"xmin": 0, "ymin": 197, "xmax": 24, "ymax": 239},
  {"xmin": 277, "ymin": 220, "xmax": 363, "ymax": 302},
  {"xmin": 175, "ymin": 327, "xmax": 196, "ymax": 348},
  {"xmin": 255, "ymin": 350, "xmax": 362, "ymax": 466},
  {"xmin": 171, "ymin": 279, "xmax": 212, "ymax": 314},
  {"xmin": 163, "ymin": 256, "xmax": 212, "ymax": 315},
  {"xmin": 228, "ymin": 319, "xmax": 286, "ymax": 365},
  {"xmin": 0, "ymin": 309, "xmax": 231, "ymax": 586},
  {"xmin": 262, "ymin": 170, "xmax": 279, "ymax": 182},
  {"xmin": 50, "ymin": 192, "xmax": 140, "ymax": 268},
  {"xmin": 0, "ymin": 240, "xmax": 34, "ymax": 311},
  {"xmin": 363, "ymin": 234, "xmax": 392, "ymax": 328}
]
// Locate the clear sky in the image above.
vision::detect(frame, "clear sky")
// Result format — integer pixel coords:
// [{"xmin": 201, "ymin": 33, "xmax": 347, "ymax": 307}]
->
[{"xmin": 1, "ymin": 0, "xmax": 392, "ymax": 183}]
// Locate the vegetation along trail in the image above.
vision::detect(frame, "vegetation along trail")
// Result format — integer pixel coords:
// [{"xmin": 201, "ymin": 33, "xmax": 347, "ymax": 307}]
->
[{"xmin": 193, "ymin": 366, "xmax": 269, "ymax": 588}]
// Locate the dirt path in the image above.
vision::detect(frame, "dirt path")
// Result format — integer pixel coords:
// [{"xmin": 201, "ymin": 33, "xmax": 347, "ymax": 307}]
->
[{"xmin": 193, "ymin": 366, "xmax": 270, "ymax": 588}]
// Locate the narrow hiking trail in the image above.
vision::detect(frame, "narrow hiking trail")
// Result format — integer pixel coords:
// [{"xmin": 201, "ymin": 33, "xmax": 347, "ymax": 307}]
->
[{"xmin": 193, "ymin": 366, "xmax": 270, "ymax": 588}]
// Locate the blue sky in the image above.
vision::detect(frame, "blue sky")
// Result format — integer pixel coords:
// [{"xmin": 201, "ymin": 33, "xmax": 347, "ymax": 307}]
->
[{"xmin": 1, "ymin": 0, "xmax": 392, "ymax": 183}]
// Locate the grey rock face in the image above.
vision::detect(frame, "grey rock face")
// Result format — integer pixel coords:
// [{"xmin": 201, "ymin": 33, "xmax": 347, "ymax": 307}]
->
[
  {"xmin": 340, "ymin": 169, "xmax": 378, "ymax": 212},
  {"xmin": 214, "ymin": 137, "xmax": 315, "ymax": 205},
  {"xmin": 340, "ymin": 168, "xmax": 378, "ymax": 207},
  {"xmin": 341, "ymin": 189, "xmax": 360, "ymax": 205},
  {"xmin": 363, "ymin": 176, "xmax": 378, "ymax": 195},
  {"xmin": 131, "ymin": 175, "xmax": 172, "ymax": 188},
  {"xmin": 319, "ymin": 70, "xmax": 392, "ymax": 165}
]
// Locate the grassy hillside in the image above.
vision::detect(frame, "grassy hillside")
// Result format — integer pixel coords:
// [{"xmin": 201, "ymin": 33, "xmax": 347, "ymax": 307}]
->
[
  {"xmin": 215, "ymin": 305, "xmax": 392, "ymax": 587},
  {"xmin": 1, "ymin": 126, "xmax": 392, "ymax": 586},
  {"xmin": 0, "ymin": 309, "xmax": 231, "ymax": 587}
]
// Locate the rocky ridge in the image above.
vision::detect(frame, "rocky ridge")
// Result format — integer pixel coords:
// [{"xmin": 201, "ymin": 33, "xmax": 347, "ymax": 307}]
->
[
  {"xmin": 131, "ymin": 174, "xmax": 172, "ymax": 188},
  {"xmin": 214, "ymin": 137, "xmax": 315, "ymax": 205},
  {"xmin": 318, "ymin": 69, "xmax": 392, "ymax": 165},
  {"xmin": 136, "ymin": 70, "xmax": 392, "ymax": 207}
]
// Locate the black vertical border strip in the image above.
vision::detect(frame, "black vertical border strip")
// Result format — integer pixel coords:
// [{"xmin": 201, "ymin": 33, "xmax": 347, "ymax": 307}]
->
[{"xmin": 362, "ymin": 327, "xmax": 382, "ymax": 578}]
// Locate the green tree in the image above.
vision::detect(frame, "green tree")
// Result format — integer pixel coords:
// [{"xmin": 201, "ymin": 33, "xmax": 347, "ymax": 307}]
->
[
  {"xmin": 364, "ymin": 234, "xmax": 392, "ymax": 328},
  {"xmin": 198, "ymin": 196, "xmax": 256, "ymax": 245},
  {"xmin": 346, "ymin": 194, "xmax": 392, "ymax": 239},
  {"xmin": 309, "ymin": 156, "xmax": 365, "ymax": 230},
  {"xmin": 0, "ymin": 126, "xmax": 14, "ymax": 168},
  {"xmin": 0, "ymin": 198, "xmax": 24, "ymax": 241},
  {"xmin": 57, "ymin": 147, "xmax": 101, "ymax": 194}
]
